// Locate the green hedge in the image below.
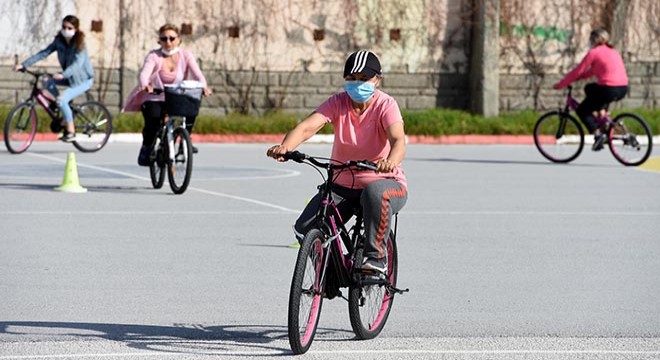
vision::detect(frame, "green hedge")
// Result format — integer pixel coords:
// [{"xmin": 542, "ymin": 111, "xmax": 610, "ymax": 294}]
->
[{"xmin": 1, "ymin": 104, "xmax": 658, "ymax": 136}]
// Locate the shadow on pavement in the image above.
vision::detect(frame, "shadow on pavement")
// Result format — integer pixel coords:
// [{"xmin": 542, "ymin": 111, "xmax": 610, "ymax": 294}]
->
[{"xmin": 0, "ymin": 321, "xmax": 354, "ymax": 356}]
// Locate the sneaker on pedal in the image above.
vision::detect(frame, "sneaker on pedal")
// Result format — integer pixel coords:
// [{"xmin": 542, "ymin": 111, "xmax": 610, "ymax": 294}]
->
[
  {"xmin": 137, "ymin": 145, "xmax": 151, "ymax": 166},
  {"xmin": 58, "ymin": 132, "xmax": 76, "ymax": 143},
  {"xmin": 192, "ymin": 145, "xmax": 199, "ymax": 154},
  {"xmin": 592, "ymin": 133, "xmax": 606, "ymax": 151},
  {"xmin": 361, "ymin": 257, "xmax": 387, "ymax": 275}
]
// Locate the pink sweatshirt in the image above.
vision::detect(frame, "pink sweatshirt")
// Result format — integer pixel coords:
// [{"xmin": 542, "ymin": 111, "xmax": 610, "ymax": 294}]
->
[
  {"xmin": 122, "ymin": 48, "xmax": 207, "ymax": 112},
  {"xmin": 555, "ymin": 45, "xmax": 628, "ymax": 89}
]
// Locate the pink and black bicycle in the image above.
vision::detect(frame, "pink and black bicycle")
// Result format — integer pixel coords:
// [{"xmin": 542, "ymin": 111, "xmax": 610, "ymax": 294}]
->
[
  {"xmin": 533, "ymin": 86, "xmax": 653, "ymax": 166},
  {"xmin": 281, "ymin": 151, "xmax": 408, "ymax": 355}
]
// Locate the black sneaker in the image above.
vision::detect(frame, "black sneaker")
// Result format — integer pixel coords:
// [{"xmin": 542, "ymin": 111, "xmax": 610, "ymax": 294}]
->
[
  {"xmin": 192, "ymin": 145, "xmax": 199, "ymax": 154},
  {"xmin": 361, "ymin": 257, "xmax": 387, "ymax": 274},
  {"xmin": 592, "ymin": 133, "xmax": 606, "ymax": 151},
  {"xmin": 137, "ymin": 145, "xmax": 151, "ymax": 166},
  {"xmin": 58, "ymin": 132, "xmax": 76, "ymax": 143}
]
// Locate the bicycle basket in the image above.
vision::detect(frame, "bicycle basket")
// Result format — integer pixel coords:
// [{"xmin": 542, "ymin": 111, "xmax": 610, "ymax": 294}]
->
[{"xmin": 164, "ymin": 85, "xmax": 203, "ymax": 117}]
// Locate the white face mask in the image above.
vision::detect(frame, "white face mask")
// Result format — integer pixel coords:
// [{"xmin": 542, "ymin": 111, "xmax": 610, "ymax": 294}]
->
[
  {"xmin": 61, "ymin": 29, "xmax": 76, "ymax": 39},
  {"xmin": 161, "ymin": 47, "xmax": 179, "ymax": 56}
]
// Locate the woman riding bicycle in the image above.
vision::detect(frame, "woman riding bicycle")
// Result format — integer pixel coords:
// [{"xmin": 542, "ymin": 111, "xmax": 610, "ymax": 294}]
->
[
  {"xmin": 553, "ymin": 28, "xmax": 629, "ymax": 151},
  {"xmin": 13, "ymin": 15, "xmax": 94, "ymax": 143},
  {"xmin": 267, "ymin": 50, "xmax": 408, "ymax": 275},
  {"xmin": 122, "ymin": 23, "xmax": 211, "ymax": 166}
]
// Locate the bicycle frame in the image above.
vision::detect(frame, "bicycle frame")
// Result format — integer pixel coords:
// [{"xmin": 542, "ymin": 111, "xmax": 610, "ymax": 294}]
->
[
  {"xmin": 563, "ymin": 85, "xmax": 613, "ymax": 130},
  {"xmin": 295, "ymin": 154, "xmax": 398, "ymax": 290},
  {"xmin": 161, "ymin": 115, "xmax": 188, "ymax": 163}
]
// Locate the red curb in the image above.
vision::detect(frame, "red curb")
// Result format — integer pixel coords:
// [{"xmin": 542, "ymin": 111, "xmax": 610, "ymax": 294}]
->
[
  {"xmin": 191, "ymin": 134, "xmax": 534, "ymax": 144},
  {"xmin": 3, "ymin": 133, "xmax": 534, "ymax": 144},
  {"xmin": 407, "ymin": 134, "xmax": 534, "ymax": 144}
]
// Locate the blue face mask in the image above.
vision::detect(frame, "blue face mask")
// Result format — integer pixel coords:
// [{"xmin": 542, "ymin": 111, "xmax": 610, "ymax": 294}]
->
[{"xmin": 344, "ymin": 81, "xmax": 375, "ymax": 103}]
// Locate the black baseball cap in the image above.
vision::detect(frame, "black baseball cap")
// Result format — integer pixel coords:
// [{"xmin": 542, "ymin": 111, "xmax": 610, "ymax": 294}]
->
[{"xmin": 343, "ymin": 50, "xmax": 382, "ymax": 78}]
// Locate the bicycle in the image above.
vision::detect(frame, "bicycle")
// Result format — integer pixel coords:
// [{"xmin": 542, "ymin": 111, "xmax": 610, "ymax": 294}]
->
[
  {"xmin": 533, "ymin": 85, "xmax": 653, "ymax": 166},
  {"xmin": 148, "ymin": 85, "xmax": 202, "ymax": 194},
  {"xmin": 281, "ymin": 151, "xmax": 408, "ymax": 354},
  {"xmin": 3, "ymin": 69, "xmax": 112, "ymax": 154}
]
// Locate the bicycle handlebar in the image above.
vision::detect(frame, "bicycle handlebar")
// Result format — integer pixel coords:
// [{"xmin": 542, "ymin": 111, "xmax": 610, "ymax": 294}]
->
[{"xmin": 282, "ymin": 151, "xmax": 378, "ymax": 171}]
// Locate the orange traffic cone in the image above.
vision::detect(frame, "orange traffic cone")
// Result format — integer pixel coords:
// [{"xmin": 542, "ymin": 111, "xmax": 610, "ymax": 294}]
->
[{"xmin": 54, "ymin": 152, "xmax": 87, "ymax": 193}]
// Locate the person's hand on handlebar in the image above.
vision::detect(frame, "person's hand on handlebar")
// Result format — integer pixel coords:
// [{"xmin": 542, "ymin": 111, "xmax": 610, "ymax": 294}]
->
[
  {"xmin": 266, "ymin": 144, "xmax": 290, "ymax": 162},
  {"xmin": 376, "ymin": 158, "xmax": 396, "ymax": 173},
  {"xmin": 12, "ymin": 64, "xmax": 24, "ymax": 72},
  {"xmin": 143, "ymin": 85, "xmax": 155, "ymax": 94}
]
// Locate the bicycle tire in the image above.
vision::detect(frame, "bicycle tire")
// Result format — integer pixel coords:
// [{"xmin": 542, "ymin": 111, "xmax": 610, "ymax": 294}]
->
[
  {"xmin": 4, "ymin": 102, "xmax": 37, "ymax": 154},
  {"xmin": 533, "ymin": 111, "xmax": 584, "ymax": 163},
  {"xmin": 167, "ymin": 127, "xmax": 193, "ymax": 194},
  {"xmin": 348, "ymin": 230, "xmax": 397, "ymax": 340},
  {"xmin": 149, "ymin": 137, "xmax": 166, "ymax": 189},
  {"xmin": 608, "ymin": 113, "xmax": 653, "ymax": 166},
  {"xmin": 288, "ymin": 229, "xmax": 325, "ymax": 355},
  {"xmin": 72, "ymin": 101, "xmax": 112, "ymax": 153}
]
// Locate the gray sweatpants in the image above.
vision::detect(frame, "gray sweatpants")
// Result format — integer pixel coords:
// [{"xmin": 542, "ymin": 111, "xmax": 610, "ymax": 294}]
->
[{"xmin": 294, "ymin": 179, "xmax": 407, "ymax": 260}]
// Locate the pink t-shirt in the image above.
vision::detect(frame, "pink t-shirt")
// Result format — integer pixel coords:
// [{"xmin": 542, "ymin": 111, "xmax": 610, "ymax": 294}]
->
[
  {"xmin": 555, "ymin": 45, "xmax": 628, "ymax": 88},
  {"xmin": 316, "ymin": 90, "xmax": 407, "ymax": 190}
]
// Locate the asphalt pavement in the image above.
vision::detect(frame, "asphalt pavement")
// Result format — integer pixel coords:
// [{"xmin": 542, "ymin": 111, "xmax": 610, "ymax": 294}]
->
[{"xmin": 1, "ymin": 142, "xmax": 659, "ymax": 359}]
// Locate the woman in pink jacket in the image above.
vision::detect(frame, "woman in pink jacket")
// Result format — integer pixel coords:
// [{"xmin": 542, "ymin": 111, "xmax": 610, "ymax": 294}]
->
[
  {"xmin": 553, "ymin": 29, "xmax": 629, "ymax": 150},
  {"xmin": 123, "ymin": 24, "xmax": 211, "ymax": 166}
]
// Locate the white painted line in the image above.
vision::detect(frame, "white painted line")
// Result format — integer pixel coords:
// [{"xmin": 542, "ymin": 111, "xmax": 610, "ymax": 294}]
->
[
  {"xmin": 404, "ymin": 210, "xmax": 660, "ymax": 216},
  {"xmin": 25, "ymin": 152, "xmax": 299, "ymax": 213},
  {"xmin": 2, "ymin": 349, "xmax": 660, "ymax": 359}
]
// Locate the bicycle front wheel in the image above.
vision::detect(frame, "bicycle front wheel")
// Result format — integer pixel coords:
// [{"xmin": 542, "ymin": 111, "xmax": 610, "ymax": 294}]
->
[
  {"xmin": 608, "ymin": 113, "xmax": 653, "ymax": 166},
  {"xmin": 533, "ymin": 111, "xmax": 584, "ymax": 163},
  {"xmin": 72, "ymin": 101, "xmax": 112, "ymax": 153},
  {"xmin": 348, "ymin": 231, "xmax": 398, "ymax": 340},
  {"xmin": 149, "ymin": 137, "xmax": 166, "ymax": 189},
  {"xmin": 4, "ymin": 102, "xmax": 37, "ymax": 154},
  {"xmin": 167, "ymin": 127, "xmax": 193, "ymax": 194},
  {"xmin": 288, "ymin": 229, "xmax": 325, "ymax": 355}
]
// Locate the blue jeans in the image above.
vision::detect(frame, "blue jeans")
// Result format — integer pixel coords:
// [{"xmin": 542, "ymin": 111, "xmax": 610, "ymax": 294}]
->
[{"xmin": 55, "ymin": 78, "xmax": 94, "ymax": 123}]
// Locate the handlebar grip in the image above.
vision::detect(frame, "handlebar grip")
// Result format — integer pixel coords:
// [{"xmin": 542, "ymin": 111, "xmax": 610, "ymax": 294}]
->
[
  {"xmin": 150, "ymin": 88, "xmax": 164, "ymax": 95},
  {"xmin": 283, "ymin": 151, "xmax": 306, "ymax": 163},
  {"xmin": 355, "ymin": 160, "xmax": 378, "ymax": 171}
]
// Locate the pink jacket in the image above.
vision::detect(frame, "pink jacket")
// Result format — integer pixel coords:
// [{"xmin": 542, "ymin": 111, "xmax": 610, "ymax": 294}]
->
[
  {"xmin": 555, "ymin": 45, "xmax": 628, "ymax": 89},
  {"xmin": 122, "ymin": 48, "xmax": 208, "ymax": 112}
]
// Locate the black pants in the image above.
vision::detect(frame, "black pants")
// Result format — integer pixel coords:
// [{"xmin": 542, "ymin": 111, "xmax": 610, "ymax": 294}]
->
[
  {"xmin": 140, "ymin": 101, "xmax": 197, "ymax": 146},
  {"xmin": 576, "ymin": 83, "xmax": 628, "ymax": 133}
]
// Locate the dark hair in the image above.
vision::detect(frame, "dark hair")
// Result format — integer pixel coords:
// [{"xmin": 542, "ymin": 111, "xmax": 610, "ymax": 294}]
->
[{"xmin": 59, "ymin": 15, "xmax": 85, "ymax": 51}]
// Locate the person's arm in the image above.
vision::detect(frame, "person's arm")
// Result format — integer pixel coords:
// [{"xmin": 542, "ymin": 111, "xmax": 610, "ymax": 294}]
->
[
  {"xmin": 20, "ymin": 40, "xmax": 57, "ymax": 69},
  {"xmin": 183, "ymin": 51, "xmax": 209, "ymax": 88},
  {"xmin": 378, "ymin": 122, "xmax": 406, "ymax": 173},
  {"xmin": 266, "ymin": 112, "xmax": 327, "ymax": 161},
  {"xmin": 554, "ymin": 51, "xmax": 594, "ymax": 89},
  {"xmin": 138, "ymin": 52, "xmax": 158, "ymax": 92}
]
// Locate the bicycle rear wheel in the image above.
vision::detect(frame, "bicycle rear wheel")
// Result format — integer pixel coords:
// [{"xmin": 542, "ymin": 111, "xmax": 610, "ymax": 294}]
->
[
  {"xmin": 4, "ymin": 102, "xmax": 37, "ymax": 154},
  {"xmin": 149, "ymin": 136, "xmax": 166, "ymax": 189},
  {"xmin": 167, "ymin": 127, "xmax": 193, "ymax": 194},
  {"xmin": 608, "ymin": 113, "xmax": 653, "ymax": 166},
  {"xmin": 288, "ymin": 229, "xmax": 325, "ymax": 354},
  {"xmin": 72, "ymin": 101, "xmax": 112, "ymax": 153},
  {"xmin": 533, "ymin": 111, "xmax": 584, "ymax": 163},
  {"xmin": 348, "ymin": 231, "xmax": 398, "ymax": 340}
]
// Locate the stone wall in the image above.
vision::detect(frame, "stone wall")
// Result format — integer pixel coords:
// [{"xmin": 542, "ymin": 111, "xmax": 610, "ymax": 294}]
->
[{"xmin": 1, "ymin": 62, "xmax": 658, "ymax": 115}]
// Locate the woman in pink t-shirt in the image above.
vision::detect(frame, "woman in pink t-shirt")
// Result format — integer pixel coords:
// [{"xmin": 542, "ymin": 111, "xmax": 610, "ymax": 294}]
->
[
  {"xmin": 267, "ymin": 50, "xmax": 408, "ymax": 277},
  {"xmin": 123, "ymin": 24, "xmax": 211, "ymax": 166},
  {"xmin": 553, "ymin": 29, "xmax": 629, "ymax": 150}
]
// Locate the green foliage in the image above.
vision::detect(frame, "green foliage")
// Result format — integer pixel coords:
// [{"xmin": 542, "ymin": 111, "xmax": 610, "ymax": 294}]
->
[{"xmin": 3, "ymin": 104, "xmax": 660, "ymax": 136}]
